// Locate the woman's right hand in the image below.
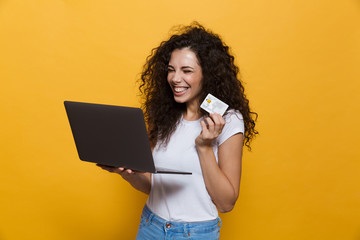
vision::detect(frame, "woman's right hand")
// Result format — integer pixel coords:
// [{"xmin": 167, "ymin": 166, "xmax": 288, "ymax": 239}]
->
[
  {"xmin": 96, "ymin": 164, "xmax": 151, "ymax": 194},
  {"xmin": 97, "ymin": 164, "xmax": 137, "ymax": 179}
]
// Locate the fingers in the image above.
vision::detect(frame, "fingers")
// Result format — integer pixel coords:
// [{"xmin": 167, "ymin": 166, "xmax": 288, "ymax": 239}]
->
[
  {"xmin": 211, "ymin": 113, "xmax": 225, "ymax": 126},
  {"xmin": 204, "ymin": 116, "xmax": 215, "ymax": 132},
  {"xmin": 125, "ymin": 169, "xmax": 134, "ymax": 174},
  {"xmin": 198, "ymin": 113, "xmax": 225, "ymax": 145},
  {"xmin": 199, "ymin": 120, "xmax": 210, "ymax": 137},
  {"xmin": 96, "ymin": 164, "xmax": 135, "ymax": 175},
  {"xmin": 204, "ymin": 113, "xmax": 225, "ymax": 135}
]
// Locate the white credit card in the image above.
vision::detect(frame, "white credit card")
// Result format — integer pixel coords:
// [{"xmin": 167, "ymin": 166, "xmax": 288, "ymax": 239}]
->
[{"xmin": 200, "ymin": 93, "xmax": 229, "ymax": 116}]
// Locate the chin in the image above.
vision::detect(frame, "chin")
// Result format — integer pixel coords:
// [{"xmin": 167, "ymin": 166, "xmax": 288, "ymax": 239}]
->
[{"xmin": 173, "ymin": 97, "xmax": 187, "ymax": 103}]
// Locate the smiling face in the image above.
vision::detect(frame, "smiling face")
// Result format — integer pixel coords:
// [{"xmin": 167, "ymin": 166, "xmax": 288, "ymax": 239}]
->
[{"xmin": 167, "ymin": 48, "xmax": 203, "ymax": 107}]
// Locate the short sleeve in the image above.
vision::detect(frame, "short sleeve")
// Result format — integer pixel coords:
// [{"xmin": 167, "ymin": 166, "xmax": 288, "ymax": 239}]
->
[{"xmin": 217, "ymin": 109, "xmax": 245, "ymax": 146}]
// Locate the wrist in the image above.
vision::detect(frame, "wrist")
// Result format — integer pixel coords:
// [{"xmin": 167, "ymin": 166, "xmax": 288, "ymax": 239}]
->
[{"xmin": 195, "ymin": 142, "xmax": 213, "ymax": 152}]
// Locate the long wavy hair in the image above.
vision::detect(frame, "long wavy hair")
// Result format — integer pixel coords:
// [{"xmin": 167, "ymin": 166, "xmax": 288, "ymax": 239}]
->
[{"xmin": 139, "ymin": 22, "xmax": 258, "ymax": 150}]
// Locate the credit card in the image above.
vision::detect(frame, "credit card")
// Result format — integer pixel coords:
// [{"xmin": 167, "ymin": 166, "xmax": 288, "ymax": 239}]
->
[{"xmin": 200, "ymin": 93, "xmax": 229, "ymax": 116}]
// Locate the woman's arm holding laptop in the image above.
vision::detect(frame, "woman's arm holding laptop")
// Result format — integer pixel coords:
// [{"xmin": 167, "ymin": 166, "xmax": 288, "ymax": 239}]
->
[{"xmin": 97, "ymin": 164, "xmax": 151, "ymax": 195}]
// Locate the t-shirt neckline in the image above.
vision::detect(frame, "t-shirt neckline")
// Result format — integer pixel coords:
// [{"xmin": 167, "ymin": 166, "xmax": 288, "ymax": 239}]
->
[{"xmin": 181, "ymin": 114, "xmax": 203, "ymax": 125}]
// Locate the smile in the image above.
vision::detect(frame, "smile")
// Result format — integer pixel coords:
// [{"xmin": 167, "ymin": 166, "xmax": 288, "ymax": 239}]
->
[
  {"xmin": 174, "ymin": 87, "xmax": 188, "ymax": 93},
  {"xmin": 173, "ymin": 86, "xmax": 189, "ymax": 96}
]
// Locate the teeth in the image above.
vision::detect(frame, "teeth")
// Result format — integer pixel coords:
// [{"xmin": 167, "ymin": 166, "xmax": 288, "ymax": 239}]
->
[{"xmin": 174, "ymin": 87, "xmax": 188, "ymax": 92}]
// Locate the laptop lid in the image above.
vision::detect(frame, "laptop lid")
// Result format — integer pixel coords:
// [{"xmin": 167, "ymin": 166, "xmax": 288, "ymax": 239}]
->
[{"xmin": 64, "ymin": 101, "xmax": 191, "ymax": 175}]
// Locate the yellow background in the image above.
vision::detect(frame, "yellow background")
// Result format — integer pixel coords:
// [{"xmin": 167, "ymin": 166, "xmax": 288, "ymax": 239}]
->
[{"xmin": 1, "ymin": 0, "xmax": 359, "ymax": 239}]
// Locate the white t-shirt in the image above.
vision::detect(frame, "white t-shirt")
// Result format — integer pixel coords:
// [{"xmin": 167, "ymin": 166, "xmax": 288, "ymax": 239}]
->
[{"xmin": 146, "ymin": 110, "xmax": 244, "ymax": 222}]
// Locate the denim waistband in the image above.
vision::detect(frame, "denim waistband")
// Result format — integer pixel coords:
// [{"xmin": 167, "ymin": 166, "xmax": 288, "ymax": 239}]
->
[{"xmin": 141, "ymin": 204, "xmax": 221, "ymax": 234}]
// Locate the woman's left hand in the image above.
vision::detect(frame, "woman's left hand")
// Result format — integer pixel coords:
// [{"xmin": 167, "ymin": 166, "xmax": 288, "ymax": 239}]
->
[{"xmin": 195, "ymin": 113, "xmax": 225, "ymax": 147}]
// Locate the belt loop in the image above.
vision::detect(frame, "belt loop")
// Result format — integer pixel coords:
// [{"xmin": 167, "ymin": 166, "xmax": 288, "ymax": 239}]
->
[
  {"xmin": 148, "ymin": 211, "xmax": 155, "ymax": 223},
  {"xmin": 184, "ymin": 223, "xmax": 190, "ymax": 237}
]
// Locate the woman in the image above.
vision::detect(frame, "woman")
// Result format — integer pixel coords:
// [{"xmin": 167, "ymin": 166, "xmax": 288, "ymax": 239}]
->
[{"xmin": 98, "ymin": 23, "xmax": 258, "ymax": 239}]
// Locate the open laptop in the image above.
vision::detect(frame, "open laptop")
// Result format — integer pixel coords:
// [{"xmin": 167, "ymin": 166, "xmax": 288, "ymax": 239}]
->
[{"xmin": 64, "ymin": 101, "xmax": 191, "ymax": 175}]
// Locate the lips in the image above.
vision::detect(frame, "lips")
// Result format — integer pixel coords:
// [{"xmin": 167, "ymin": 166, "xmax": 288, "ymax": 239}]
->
[
  {"xmin": 174, "ymin": 87, "xmax": 188, "ymax": 92},
  {"xmin": 172, "ymin": 86, "xmax": 189, "ymax": 96}
]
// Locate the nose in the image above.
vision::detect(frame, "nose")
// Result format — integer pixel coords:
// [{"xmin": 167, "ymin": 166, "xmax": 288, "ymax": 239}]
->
[{"xmin": 171, "ymin": 71, "xmax": 182, "ymax": 83}]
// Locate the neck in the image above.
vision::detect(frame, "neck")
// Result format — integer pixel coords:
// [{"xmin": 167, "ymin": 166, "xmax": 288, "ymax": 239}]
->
[{"xmin": 183, "ymin": 100, "xmax": 202, "ymax": 121}]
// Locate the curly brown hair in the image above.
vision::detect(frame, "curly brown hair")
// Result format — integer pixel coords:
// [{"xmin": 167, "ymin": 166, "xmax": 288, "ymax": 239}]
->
[{"xmin": 139, "ymin": 22, "xmax": 258, "ymax": 150}]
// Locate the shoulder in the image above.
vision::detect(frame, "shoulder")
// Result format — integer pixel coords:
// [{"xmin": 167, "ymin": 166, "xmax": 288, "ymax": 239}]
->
[
  {"xmin": 223, "ymin": 109, "xmax": 243, "ymax": 124},
  {"xmin": 217, "ymin": 109, "xmax": 244, "ymax": 146}
]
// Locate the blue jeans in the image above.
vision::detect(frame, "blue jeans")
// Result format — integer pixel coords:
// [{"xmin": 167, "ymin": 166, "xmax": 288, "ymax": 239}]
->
[{"xmin": 136, "ymin": 205, "xmax": 221, "ymax": 240}]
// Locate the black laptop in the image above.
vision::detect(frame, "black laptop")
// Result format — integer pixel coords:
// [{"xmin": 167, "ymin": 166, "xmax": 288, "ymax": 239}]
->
[{"xmin": 64, "ymin": 101, "xmax": 191, "ymax": 175}]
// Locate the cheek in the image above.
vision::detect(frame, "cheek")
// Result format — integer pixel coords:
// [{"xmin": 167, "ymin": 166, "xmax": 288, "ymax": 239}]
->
[
  {"xmin": 192, "ymin": 75, "xmax": 203, "ymax": 89},
  {"xmin": 167, "ymin": 73, "xmax": 172, "ymax": 84}
]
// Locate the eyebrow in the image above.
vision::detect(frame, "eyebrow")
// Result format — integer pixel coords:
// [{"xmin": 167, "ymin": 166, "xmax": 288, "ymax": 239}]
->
[
  {"xmin": 181, "ymin": 66, "xmax": 194, "ymax": 70},
  {"xmin": 167, "ymin": 65, "xmax": 194, "ymax": 70}
]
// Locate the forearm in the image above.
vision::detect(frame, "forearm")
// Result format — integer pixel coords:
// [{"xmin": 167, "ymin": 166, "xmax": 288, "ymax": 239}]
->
[
  {"xmin": 124, "ymin": 172, "xmax": 151, "ymax": 195},
  {"xmin": 196, "ymin": 146, "xmax": 239, "ymax": 212}
]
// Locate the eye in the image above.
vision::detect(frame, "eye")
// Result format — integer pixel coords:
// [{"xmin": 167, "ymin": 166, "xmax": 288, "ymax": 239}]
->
[
  {"xmin": 167, "ymin": 68, "xmax": 174, "ymax": 72},
  {"xmin": 183, "ymin": 70, "xmax": 192, "ymax": 73}
]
